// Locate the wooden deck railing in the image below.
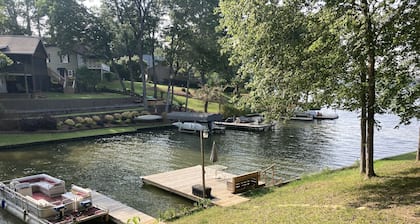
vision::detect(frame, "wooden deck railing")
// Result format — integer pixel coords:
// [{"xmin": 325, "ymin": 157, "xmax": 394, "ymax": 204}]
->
[{"xmin": 260, "ymin": 164, "xmax": 281, "ymax": 186}]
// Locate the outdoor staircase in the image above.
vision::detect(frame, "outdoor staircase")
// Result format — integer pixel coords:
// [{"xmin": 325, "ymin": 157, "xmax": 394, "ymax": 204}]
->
[{"xmin": 47, "ymin": 68, "xmax": 76, "ymax": 93}]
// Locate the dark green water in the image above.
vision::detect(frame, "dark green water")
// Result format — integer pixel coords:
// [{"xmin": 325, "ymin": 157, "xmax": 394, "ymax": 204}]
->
[{"xmin": 0, "ymin": 111, "xmax": 418, "ymax": 223}]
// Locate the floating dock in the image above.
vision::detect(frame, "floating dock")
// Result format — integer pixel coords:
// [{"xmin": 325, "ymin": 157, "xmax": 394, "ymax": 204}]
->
[
  {"xmin": 141, "ymin": 165, "xmax": 250, "ymax": 207},
  {"xmin": 214, "ymin": 121, "xmax": 273, "ymax": 132},
  {"xmin": 92, "ymin": 191, "xmax": 157, "ymax": 224}
]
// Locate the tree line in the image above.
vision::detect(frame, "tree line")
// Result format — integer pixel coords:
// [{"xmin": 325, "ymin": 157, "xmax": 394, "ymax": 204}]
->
[{"xmin": 0, "ymin": 0, "xmax": 419, "ymax": 175}]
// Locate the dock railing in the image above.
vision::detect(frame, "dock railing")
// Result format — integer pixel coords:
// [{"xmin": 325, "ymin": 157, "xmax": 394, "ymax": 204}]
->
[{"xmin": 260, "ymin": 164, "xmax": 281, "ymax": 187}]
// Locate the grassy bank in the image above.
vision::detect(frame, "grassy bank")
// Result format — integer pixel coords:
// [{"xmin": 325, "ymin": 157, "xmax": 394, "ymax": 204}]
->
[
  {"xmin": 170, "ymin": 153, "xmax": 420, "ymax": 224},
  {"xmin": 0, "ymin": 123, "xmax": 170, "ymax": 147}
]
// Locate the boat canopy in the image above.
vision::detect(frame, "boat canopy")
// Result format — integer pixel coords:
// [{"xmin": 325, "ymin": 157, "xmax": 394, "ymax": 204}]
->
[{"xmin": 167, "ymin": 112, "xmax": 223, "ymax": 123}]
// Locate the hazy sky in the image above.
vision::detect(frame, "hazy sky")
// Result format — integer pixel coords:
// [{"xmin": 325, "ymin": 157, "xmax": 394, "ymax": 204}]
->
[{"xmin": 81, "ymin": 0, "xmax": 101, "ymax": 8}]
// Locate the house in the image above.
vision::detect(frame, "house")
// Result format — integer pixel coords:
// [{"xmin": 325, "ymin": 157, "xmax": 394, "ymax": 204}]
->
[
  {"xmin": 0, "ymin": 35, "xmax": 49, "ymax": 94},
  {"xmin": 45, "ymin": 45, "xmax": 109, "ymax": 93}
]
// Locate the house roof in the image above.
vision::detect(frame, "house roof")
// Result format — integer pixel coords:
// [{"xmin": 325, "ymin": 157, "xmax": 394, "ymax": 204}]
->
[{"xmin": 0, "ymin": 35, "xmax": 46, "ymax": 55}]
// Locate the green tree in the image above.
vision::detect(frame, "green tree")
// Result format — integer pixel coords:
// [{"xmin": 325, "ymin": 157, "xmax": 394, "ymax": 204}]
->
[
  {"xmin": 0, "ymin": 52, "xmax": 13, "ymax": 69},
  {"xmin": 219, "ymin": 0, "xmax": 419, "ymax": 177},
  {"xmin": 76, "ymin": 66, "xmax": 101, "ymax": 92}
]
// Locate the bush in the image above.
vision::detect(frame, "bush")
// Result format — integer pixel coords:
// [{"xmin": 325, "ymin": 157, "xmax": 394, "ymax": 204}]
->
[
  {"xmin": 75, "ymin": 116, "xmax": 85, "ymax": 124},
  {"xmin": 125, "ymin": 119, "xmax": 132, "ymax": 124},
  {"xmin": 104, "ymin": 115, "xmax": 114, "ymax": 123},
  {"xmin": 57, "ymin": 121, "xmax": 63, "ymax": 128},
  {"xmin": 221, "ymin": 104, "xmax": 246, "ymax": 118},
  {"xmin": 92, "ymin": 115, "xmax": 101, "ymax": 122},
  {"xmin": 75, "ymin": 123, "xmax": 83, "ymax": 128},
  {"xmin": 85, "ymin": 117, "xmax": 95, "ymax": 127},
  {"xmin": 64, "ymin": 119, "xmax": 75, "ymax": 126},
  {"xmin": 122, "ymin": 111, "xmax": 132, "ymax": 120},
  {"xmin": 131, "ymin": 111, "xmax": 140, "ymax": 118},
  {"xmin": 113, "ymin": 113, "xmax": 122, "ymax": 120},
  {"xmin": 113, "ymin": 119, "xmax": 122, "ymax": 124}
]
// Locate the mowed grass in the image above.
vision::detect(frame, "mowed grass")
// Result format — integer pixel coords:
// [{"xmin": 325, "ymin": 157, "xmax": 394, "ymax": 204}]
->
[
  {"xmin": 170, "ymin": 153, "xmax": 420, "ymax": 224},
  {"xmin": 0, "ymin": 124, "xmax": 169, "ymax": 147},
  {"xmin": 104, "ymin": 81, "xmax": 220, "ymax": 113}
]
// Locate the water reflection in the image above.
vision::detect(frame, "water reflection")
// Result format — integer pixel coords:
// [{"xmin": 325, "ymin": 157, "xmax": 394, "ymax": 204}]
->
[{"xmin": 0, "ymin": 111, "xmax": 418, "ymax": 222}]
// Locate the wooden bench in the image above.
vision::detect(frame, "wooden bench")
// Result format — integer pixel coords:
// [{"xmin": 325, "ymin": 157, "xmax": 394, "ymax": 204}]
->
[{"xmin": 227, "ymin": 171, "xmax": 260, "ymax": 194}]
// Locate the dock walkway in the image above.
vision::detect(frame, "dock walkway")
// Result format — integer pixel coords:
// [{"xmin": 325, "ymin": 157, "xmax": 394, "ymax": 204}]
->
[
  {"xmin": 92, "ymin": 191, "xmax": 157, "ymax": 224},
  {"xmin": 141, "ymin": 165, "xmax": 250, "ymax": 207}
]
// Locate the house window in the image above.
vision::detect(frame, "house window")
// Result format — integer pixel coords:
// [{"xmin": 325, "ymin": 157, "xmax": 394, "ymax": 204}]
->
[
  {"xmin": 59, "ymin": 52, "xmax": 69, "ymax": 64},
  {"xmin": 68, "ymin": 70, "xmax": 74, "ymax": 77}
]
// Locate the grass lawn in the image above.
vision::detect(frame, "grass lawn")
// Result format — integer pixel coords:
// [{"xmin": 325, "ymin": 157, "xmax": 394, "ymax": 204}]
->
[
  {"xmin": 170, "ymin": 153, "xmax": 420, "ymax": 224},
  {"xmin": 104, "ymin": 81, "xmax": 220, "ymax": 113},
  {"xmin": 0, "ymin": 124, "xmax": 169, "ymax": 147}
]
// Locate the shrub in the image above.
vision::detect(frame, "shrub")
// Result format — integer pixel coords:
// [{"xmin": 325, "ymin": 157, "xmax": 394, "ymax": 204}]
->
[
  {"xmin": 85, "ymin": 117, "xmax": 95, "ymax": 126},
  {"xmin": 113, "ymin": 113, "xmax": 122, "ymax": 120},
  {"xmin": 104, "ymin": 115, "xmax": 114, "ymax": 123},
  {"xmin": 125, "ymin": 119, "xmax": 132, "ymax": 124},
  {"xmin": 57, "ymin": 121, "xmax": 63, "ymax": 128},
  {"xmin": 75, "ymin": 116, "xmax": 85, "ymax": 124},
  {"xmin": 92, "ymin": 115, "xmax": 101, "ymax": 122},
  {"xmin": 122, "ymin": 111, "xmax": 132, "ymax": 120},
  {"xmin": 75, "ymin": 123, "xmax": 83, "ymax": 128},
  {"xmin": 113, "ymin": 119, "xmax": 122, "ymax": 124},
  {"xmin": 131, "ymin": 111, "xmax": 140, "ymax": 118},
  {"xmin": 221, "ymin": 104, "xmax": 246, "ymax": 118},
  {"xmin": 64, "ymin": 119, "xmax": 75, "ymax": 126}
]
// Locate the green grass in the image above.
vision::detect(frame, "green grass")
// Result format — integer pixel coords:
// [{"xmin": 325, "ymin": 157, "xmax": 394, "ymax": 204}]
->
[
  {"xmin": 170, "ymin": 152, "xmax": 420, "ymax": 224},
  {"xmin": 0, "ymin": 124, "xmax": 169, "ymax": 147},
  {"xmin": 103, "ymin": 81, "xmax": 220, "ymax": 113}
]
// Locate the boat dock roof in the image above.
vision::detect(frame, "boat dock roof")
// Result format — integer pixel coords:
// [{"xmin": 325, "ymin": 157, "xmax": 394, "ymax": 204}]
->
[
  {"xmin": 92, "ymin": 191, "xmax": 157, "ymax": 224},
  {"xmin": 167, "ymin": 112, "xmax": 223, "ymax": 123},
  {"xmin": 141, "ymin": 165, "xmax": 250, "ymax": 207}
]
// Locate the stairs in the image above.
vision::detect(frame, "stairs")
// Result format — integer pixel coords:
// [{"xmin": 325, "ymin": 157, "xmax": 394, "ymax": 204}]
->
[{"xmin": 47, "ymin": 68, "xmax": 76, "ymax": 93}]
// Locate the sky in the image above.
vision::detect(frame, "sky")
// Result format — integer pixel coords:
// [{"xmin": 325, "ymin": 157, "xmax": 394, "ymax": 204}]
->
[{"xmin": 80, "ymin": 0, "xmax": 101, "ymax": 9}]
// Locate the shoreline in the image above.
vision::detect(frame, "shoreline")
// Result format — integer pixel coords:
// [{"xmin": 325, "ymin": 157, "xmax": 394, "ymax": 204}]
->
[{"xmin": 0, "ymin": 123, "xmax": 172, "ymax": 150}]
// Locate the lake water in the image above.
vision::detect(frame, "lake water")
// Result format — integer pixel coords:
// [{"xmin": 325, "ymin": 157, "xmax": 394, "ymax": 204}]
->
[{"xmin": 0, "ymin": 110, "xmax": 418, "ymax": 223}]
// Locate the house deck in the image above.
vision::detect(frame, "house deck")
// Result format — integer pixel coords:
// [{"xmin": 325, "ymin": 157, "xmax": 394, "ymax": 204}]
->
[{"xmin": 141, "ymin": 165, "xmax": 250, "ymax": 207}]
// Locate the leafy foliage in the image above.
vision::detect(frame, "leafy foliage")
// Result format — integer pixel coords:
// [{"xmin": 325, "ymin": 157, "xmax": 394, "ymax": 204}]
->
[{"xmin": 76, "ymin": 66, "xmax": 101, "ymax": 92}]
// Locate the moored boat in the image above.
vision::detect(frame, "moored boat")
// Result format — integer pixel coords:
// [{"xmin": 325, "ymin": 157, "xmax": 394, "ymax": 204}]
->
[
  {"xmin": 0, "ymin": 174, "xmax": 108, "ymax": 224},
  {"xmin": 172, "ymin": 121, "xmax": 208, "ymax": 134}
]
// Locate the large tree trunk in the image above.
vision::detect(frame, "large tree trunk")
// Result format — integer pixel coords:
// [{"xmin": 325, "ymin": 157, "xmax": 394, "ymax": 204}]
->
[
  {"xmin": 360, "ymin": 73, "xmax": 367, "ymax": 174},
  {"xmin": 363, "ymin": 0, "xmax": 376, "ymax": 178}
]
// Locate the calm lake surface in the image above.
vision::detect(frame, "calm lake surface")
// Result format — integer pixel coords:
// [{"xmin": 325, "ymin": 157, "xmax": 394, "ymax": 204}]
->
[{"xmin": 0, "ymin": 110, "xmax": 418, "ymax": 222}]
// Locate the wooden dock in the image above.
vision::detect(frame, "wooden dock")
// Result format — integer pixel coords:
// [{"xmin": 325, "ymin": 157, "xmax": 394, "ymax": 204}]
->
[
  {"xmin": 214, "ymin": 121, "xmax": 273, "ymax": 131},
  {"xmin": 141, "ymin": 165, "xmax": 250, "ymax": 207},
  {"xmin": 92, "ymin": 191, "xmax": 157, "ymax": 224}
]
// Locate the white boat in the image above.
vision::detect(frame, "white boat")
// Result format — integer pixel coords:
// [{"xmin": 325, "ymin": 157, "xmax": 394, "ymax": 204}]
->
[
  {"xmin": 172, "ymin": 122, "xmax": 208, "ymax": 133},
  {"xmin": 0, "ymin": 174, "xmax": 108, "ymax": 224}
]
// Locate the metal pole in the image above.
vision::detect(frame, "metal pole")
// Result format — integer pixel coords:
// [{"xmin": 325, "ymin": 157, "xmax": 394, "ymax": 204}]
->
[{"xmin": 200, "ymin": 130, "xmax": 206, "ymax": 198}]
